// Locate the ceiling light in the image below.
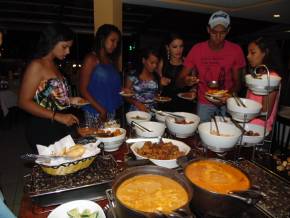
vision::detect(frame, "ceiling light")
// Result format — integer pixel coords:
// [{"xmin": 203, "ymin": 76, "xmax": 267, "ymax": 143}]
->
[{"xmin": 273, "ymin": 14, "xmax": 280, "ymax": 18}]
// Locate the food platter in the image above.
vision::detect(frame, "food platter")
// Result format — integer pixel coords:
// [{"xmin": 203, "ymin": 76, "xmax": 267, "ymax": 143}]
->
[
  {"xmin": 178, "ymin": 92, "xmax": 196, "ymax": 101},
  {"xmin": 154, "ymin": 96, "xmax": 172, "ymax": 102},
  {"xmin": 48, "ymin": 200, "xmax": 106, "ymax": 218},
  {"xmin": 119, "ymin": 91, "xmax": 134, "ymax": 97}
]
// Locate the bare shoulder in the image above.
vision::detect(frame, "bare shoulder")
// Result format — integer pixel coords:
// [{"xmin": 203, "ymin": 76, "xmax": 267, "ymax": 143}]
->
[
  {"xmin": 83, "ymin": 52, "xmax": 99, "ymax": 65},
  {"xmin": 24, "ymin": 59, "xmax": 45, "ymax": 78}
]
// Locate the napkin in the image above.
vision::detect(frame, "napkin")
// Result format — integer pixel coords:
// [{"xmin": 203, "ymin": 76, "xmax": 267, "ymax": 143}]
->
[{"xmin": 36, "ymin": 135, "xmax": 101, "ymax": 166}]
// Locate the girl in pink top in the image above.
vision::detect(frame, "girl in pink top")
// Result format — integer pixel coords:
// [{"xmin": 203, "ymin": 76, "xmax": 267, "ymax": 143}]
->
[{"xmin": 246, "ymin": 37, "xmax": 283, "ymax": 131}]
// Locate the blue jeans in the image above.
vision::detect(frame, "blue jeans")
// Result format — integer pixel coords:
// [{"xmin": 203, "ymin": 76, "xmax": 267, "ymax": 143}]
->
[{"xmin": 197, "ymin": 103, "xmax": 226, "ymax": 123}]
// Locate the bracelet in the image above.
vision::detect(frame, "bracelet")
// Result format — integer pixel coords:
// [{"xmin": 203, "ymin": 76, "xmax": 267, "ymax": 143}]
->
[{"xmin": 51, "ymin": 110, "xmax": 56, "ymax": 122}]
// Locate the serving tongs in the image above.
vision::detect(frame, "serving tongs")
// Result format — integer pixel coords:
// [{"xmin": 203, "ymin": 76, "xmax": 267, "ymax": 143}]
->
[
  {"xmin": 229, "ymin": 117, "xmax": 246, "ymax": 134},
  {"xmin": 131, "ymin": 121, "xmax": 152, "ymax": 132},
  {"xmin": 250, "ymin": 68, "xmax": 263, "ymax": 79},
  {"xmin": 232, "ymin": 93, "xmax": 246, "ymax": 108},
  {"xmin": 215, "ymin": 111, "xmax": 227, "ymax": 123},
  {"xmin": 20, "ymin": 153, "xmax": 73, "ymax": 161},
  {"xmin": 211, "ymin": 115, "xmax": 220, "ymax": 136},
  {"xmin": 151, "ymin": 108, "xmax": 186, "ymax": 123}
]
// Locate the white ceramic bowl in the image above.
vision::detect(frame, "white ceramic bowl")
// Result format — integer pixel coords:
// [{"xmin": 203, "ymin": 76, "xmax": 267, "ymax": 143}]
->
[
  {"xmin": 245, "ymin": 74, "xmax": 281, "ymax": 95},
  {"xmin": 126, "ymin": 111, "xmax": 151, "ymax": 125},
  {"xmin": 95, "ymin": 127, "xmax": 126, "ymax": 152},
  {"xmin": 165, "ymin": 112, "xmax": 200, "ymax": 138},
  {"xmin": 227, "ymin": 97, "xmax": 262, "ymax": 122},
  {"xmin": 134, "ymin": 121, "xmax": 166, "ymax": 138},
  {"xmin": 130, "ymin": 138, "xmax": 191, "ymax": 169},
  {"xmin": 155, "ymin": 111, "xmax": 169, "ymax": 123},
  {"xmin": 198, "ymin": 122, "xmax": 242, "ymax": 152},
  {"xmin": 48, "ymin": 200, "xmax": 106, "ymax": 218},
  {"xmin": 240, "ymin": 123, "xmax": 269, "ymax": 146}
]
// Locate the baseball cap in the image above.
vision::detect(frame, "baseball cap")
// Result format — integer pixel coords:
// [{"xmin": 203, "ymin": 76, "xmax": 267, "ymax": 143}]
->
[{"xmin": 208, "ymin": 10, "xmax": 230, "ymax": 28}]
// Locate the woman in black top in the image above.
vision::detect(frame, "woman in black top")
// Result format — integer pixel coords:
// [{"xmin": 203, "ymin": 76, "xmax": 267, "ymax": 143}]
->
[{"xmin": 157, "ymin": 32, "xmax": 196, "ymax": 112}]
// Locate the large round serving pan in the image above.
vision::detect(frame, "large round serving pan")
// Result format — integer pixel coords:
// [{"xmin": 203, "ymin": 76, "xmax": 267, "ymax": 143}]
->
[
  {"xmin": 111, "ymin": 165, "xmax": 193, "ymax": 218},
  {"xmin": 180, "ymin": 158, "xmax": 263, "ymax": 217}
]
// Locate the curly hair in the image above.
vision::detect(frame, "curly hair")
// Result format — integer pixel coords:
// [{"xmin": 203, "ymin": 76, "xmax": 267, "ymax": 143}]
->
[
  {"xmin": 93, "ymin": 24, "xmax": 121, "ymax": 67},
  {"xmin": 34, "ymin": 23, "xmax": 74, "ymax": 58}
]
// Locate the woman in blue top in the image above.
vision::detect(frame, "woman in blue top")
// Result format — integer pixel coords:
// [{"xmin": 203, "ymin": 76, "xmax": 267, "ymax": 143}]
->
[{"xmin": 79, "ymin": 24, "xmax": 122, "ymax": 123}]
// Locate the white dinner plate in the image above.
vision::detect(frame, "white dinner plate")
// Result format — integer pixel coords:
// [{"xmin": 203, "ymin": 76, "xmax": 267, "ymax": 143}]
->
[
  {"xmin": 48, "ymin": 200, "xmax": 106, "ymax": 218},
  {"xmin": 70, "ymin": 97, "xmax": 90, "ymax": 107},
  {"xmin": 177, "ymin": 92, "xmax": 196, "ymax": 101},
  {"xmin": 72, "ymin": 102, "xmax": 90, "ymax": 107},
  {"xmin": 154, "ymin": 96, "xmax": 172, "ymax": 102},
  {"xmin": 205, "ymin": 94, "xmax": 221, "ymax": 104},
  {"xmin": 119, "ymin": 91, "xmax": 134, "ymax": 97}
]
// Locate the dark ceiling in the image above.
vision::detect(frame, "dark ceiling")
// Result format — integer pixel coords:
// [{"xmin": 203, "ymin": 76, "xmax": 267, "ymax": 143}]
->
[
  {"xmin": 1, "ymin": 0, "xmax": 289, "ymax": 39},
  {"xmin": 0, "ymin": 0, "xmax": 290, "ymax": 60}
]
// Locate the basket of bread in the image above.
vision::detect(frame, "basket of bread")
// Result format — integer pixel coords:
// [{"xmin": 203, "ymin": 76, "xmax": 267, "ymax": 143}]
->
[{"xmin": 36, "ymin": 135, "xmax": 101, "ymax": 176}]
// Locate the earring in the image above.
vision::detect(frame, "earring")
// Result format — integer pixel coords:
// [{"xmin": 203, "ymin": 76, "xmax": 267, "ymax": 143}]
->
[{"xmin": 167, "ymin": 50, "xmax": 170, "ymax": 60}]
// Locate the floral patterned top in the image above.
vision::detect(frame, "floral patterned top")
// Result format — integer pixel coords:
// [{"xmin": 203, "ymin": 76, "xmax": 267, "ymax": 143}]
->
[
  {"xmin": 34, "ymin": 78, "xmax": 70, "ymax": 111},
  {"xmin": 128, "ymin": 74, "xmax": 158, "ymax": 111}
]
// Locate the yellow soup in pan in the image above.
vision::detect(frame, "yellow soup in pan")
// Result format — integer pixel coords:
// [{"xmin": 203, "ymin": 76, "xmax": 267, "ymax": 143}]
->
[
  {"xmin": 116, "ymin": 174, "xmax": 188, "ymax": 213},
  {"xmin": 185, "ymin": 160, "xmax": 250, "ymax": 194}
]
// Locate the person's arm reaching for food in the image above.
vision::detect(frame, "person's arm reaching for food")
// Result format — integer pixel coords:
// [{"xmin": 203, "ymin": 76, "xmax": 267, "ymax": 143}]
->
[
  {"xmin": 18, "ymin": 61, "xmax": 78, "ymax": 126},
  {"xmin": 176, "ymin": 66, "xmax": 198, "ymax": 88},
  {"xmin": 79, "ymin": 53, "xmax": 107, "ymax": 121}
]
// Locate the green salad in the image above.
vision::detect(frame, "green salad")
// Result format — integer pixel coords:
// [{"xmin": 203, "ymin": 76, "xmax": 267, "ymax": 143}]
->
[{"xmin": 67, "ymin": 208, "xmax": 99, "ymax": 218}]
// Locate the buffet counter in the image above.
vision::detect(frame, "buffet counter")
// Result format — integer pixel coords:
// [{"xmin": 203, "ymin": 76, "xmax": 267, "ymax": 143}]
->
[{"xmin": 19, "ymin": 135, "xmax": 289, "ymax": 218}]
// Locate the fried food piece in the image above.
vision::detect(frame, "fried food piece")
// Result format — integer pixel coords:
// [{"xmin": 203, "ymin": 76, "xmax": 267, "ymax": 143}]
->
[
  {"xmin": 207, "ymin": 89, "xmax": 228, "ymax": 96},
  {"xmin": 175, "ymin": 120, "xmax": 194, "ymax": 124},
  {"xmin": 137, "ymin": 141, "xmax": 185, "ymax": 160},
  {"xmin": 244, "ymin": 130, "xmax": 260, "ymax": 136}
]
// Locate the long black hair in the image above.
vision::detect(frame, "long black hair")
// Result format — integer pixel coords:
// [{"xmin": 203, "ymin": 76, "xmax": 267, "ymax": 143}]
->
[
  {"xmin": 251, "ymin": 37, "xmax": 283, "ymax": 75},
  {"xmin": 34, "ymin": 23, "xmax": 74, "ymax": 59},
  {"xmin": 93, "ymin": 24, "xmax": 121, "ymax": 67}
]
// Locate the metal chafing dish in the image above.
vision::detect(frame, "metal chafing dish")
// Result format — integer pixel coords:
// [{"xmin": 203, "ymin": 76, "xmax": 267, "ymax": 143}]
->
[{"xmin": 24, "ymin": 154, "xmax": 124, "ymax": 207}]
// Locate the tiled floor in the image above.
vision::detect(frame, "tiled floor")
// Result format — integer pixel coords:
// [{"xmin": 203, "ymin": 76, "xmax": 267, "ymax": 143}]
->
[{"xmin": 0, "ymin": 113, "xmax": 33, "ymax": 216}]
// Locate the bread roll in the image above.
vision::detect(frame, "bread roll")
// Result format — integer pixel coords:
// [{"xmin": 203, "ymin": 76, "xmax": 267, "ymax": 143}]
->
[{"xmin": 65, "ymin": 144, "xmax": 85, "ymax": 158}]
